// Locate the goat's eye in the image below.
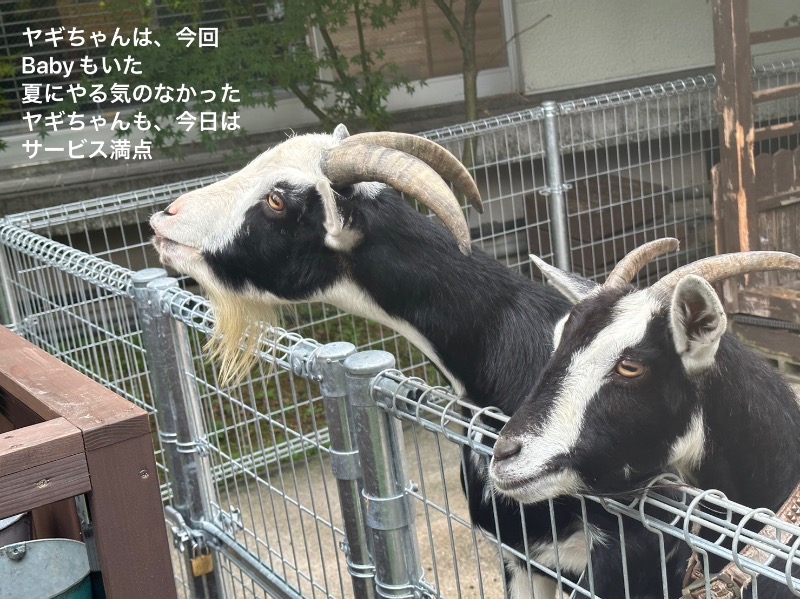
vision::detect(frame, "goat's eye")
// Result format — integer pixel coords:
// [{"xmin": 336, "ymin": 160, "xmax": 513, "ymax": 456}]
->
[
  {"xmin": 266, "ymin": 193, "xmax": 285, "ymax": 212},
  {"xmin": 615, "ymin": 359, "xmax": 646, "ymax": 379}
]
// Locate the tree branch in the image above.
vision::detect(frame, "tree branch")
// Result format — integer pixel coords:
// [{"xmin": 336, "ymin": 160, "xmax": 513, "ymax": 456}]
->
[
  {"xmin": 480, "ymin": 13, "xmax": 551, "ymax": 71},
  {"xmin": 288, "ymin": 82, "xmax": 331, "ymax": 123},
  {"xmin": 432, "ymin": 0, "xmax": 464, "ymax": 47}
]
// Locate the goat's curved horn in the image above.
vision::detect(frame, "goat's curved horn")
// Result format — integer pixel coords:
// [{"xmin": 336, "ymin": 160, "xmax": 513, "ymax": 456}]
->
[
  {"xmin": 649, "ymin": 251, "xmax": 800, "ymax": 299},
  {"xmin": 324, "ymin": 143, "xmax": 474, "ymax": 255},
  {"xmin": 343, "ymin": 132, "xmax": 483, "ymax": 214},
  {"xmin": 604, "ymin": 238, "xmax": 680, "ymax": 289}
]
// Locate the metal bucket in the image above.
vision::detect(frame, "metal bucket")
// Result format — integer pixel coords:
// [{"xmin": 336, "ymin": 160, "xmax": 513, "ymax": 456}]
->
[
  {"xmin": 0, "ymin": 539, "xmax": 92, "ymax": 599},
  {"xmin": 0, "ymin": 514, "xmax": 31, "ymax": 547}
]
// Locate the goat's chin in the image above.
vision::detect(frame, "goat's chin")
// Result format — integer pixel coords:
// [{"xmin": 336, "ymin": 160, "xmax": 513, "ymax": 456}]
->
[
  {"xmin": 491, "ymin": 469, "xmax": 584, "ymax": 504},
  {"xmin": 205, "ymin": 289, "xmax": 279, "ymax": 386},
  {"xmin": 152, "ymin": 235, "xmax": 202, "ymax": 273}
]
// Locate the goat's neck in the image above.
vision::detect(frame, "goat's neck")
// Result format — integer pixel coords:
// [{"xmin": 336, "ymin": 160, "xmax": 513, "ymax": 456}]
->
[
  {"xmin": 324, "ymin": 228, "xmax": 569, "ymax": 411},
  {"xmin": 694, "ymin": 339, "xmax": 800, "ymax": 510}
]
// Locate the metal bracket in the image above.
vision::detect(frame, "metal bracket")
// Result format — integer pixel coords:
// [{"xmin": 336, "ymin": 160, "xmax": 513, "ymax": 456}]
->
[
  {"xmin": 165, "ymin": 505, "xmax": 208, "ymax": 556},
  {"xmin": 215, "ymin": 506, "xmax": 244, "ymax": 535},
  {"xmin": 538, "ymin": 182, "xmax": 573, "ymax": 197},
  {"xmin": 364, "ymin": 490, "xmax": 415, "ymax": 531},
  {"xmin": 289, "ymin": 339, "xmax": 322, "ymax": 380},
  {"xmin": 329, "ymin": 448, "xmax": 362, "ymax": 481}
]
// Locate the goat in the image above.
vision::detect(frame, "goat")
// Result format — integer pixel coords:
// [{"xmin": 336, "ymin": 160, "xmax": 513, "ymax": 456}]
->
[
  {"xmin": 489, "ymin": 244, "xmax": 800, "ymax": 597},
  {"xmin": 149, "ymin": 125, "xmax": 670, "ymax": 597}
]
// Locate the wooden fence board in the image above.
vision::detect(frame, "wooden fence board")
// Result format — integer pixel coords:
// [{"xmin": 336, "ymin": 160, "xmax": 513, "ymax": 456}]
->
[
  {"xmin": 0, "ymin": 417, "xmax": 83, "ymax": 478},
  {"xmin": 0, "ymin": 453, "xmax": 90, "ymax": 520}
]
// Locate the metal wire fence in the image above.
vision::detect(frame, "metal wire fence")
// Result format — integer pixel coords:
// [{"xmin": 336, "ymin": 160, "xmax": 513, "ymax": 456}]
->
[{"xmin": 1, "ymin": 61, "xmax": 800, "ymax": 598}]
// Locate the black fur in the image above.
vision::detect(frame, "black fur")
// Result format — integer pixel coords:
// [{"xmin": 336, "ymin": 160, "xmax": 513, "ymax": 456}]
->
[
  {"xmin": 500, "ymin": 287, "xmax": 800, "ymax": 598},
  {"xmin": 196, "ymin": 184, "xmax": 608, "ymax": 594}
]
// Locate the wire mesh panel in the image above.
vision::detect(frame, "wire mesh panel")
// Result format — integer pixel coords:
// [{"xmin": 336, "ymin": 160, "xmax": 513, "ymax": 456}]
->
[
  {"xmin": 2, "ymin": 60, "xmax": 800, "ymax": 598},
  {"xmin": 163, "ymin": 290, "xmax": 352, "ymax": 598},
  {"xmin": 370, "ymin": 371, "xmax": 800, "ymax": 599},
  {"xmin": 0, "ymin": 222, "xmax": 197, "ymax": 597},
  {"xmin": 556, "ymin": 75, "xmax": 719, "ymax": 283}
]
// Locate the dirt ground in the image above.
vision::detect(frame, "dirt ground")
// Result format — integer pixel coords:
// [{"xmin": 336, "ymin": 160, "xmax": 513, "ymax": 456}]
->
[{"xmin": 213, "ymin": 422, "xmax": 505, "ymax": 599}]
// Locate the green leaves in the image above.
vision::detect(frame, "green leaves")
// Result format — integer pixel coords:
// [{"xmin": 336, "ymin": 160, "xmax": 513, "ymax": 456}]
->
[{"xmin": 98, "ymin": 0, "xmax": 416, "ymax": 157}]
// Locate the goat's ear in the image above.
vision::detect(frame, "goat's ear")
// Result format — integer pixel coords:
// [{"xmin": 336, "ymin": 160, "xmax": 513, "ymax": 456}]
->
[
  {"xmin": 318, "ymin": 178, "xmax": 362, "ymax": 252},
  {"xmin": 333, "ymin": 124, "xmax": 350, "ymax": 143},
  {"xmin": 669, "ymin": 274, "xmax": 727, "ymax": 374},
  {"xmin": 529, "ymin": 255, "xmax": 598, "ymax": 304}
]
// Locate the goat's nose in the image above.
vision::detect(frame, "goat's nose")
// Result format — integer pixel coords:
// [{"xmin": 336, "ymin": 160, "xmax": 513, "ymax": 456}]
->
[
  {"xmin": 493, "ymin": 437, "xmax": 522, "ymax": 462},
  {"xmin": 165, "ymin": 194, "xmax": 190, "ymax": 215}
]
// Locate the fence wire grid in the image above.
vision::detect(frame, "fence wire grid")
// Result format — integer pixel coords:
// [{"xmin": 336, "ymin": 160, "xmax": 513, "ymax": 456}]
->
[{"xmin": 1, "ymin": 59, "xmax": 800, "ymax": 598}]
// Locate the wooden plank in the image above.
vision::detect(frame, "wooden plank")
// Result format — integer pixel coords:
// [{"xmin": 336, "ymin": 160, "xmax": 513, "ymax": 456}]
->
[
  {"xmin": 0, "ymin": 453, "xmax": 90, "ymax": 520},
  {"xmin": 86, "ymin": 432, "xmax": 175, "ymax": 599},
  {"xmin": 0, "ymin": 326, "xmax": 150, "ymax": 448},
  {"xmin": 753, "ymin": 82, "xmax": 800, "ymax": 104},
  {"xmin": 1, "ymin": 388, "xmax": 45, "ymax": 429},
  {"xmin": 0, "ymin": 417, "xmax": 83, "ymax": 478},
  {"xmin": 737, "ymin": 285, "xmax": 800, "ymax": 324},
  {"xmin": 749, "ymin": 152, "xmax": 773, "ymax": 254},
  {"xmin": 754, "ymin": 121, "xmax": 800, "ymax": 142},
  {"xmin": 755, "ymin": 187, "xmax": 800, "ymax": 212},
  {"xmin": 31, "ymin": 499, "xmax": 83, "ymax": 541},
  {"xmin": 750, "ymin": 24, "xmax": 800, "ymax": 45}
]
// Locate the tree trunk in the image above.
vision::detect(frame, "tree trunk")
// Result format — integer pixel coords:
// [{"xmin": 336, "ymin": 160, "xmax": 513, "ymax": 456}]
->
[{"xmin": 461, "ymin": 0, "xmax": 479, "ymax": 122}]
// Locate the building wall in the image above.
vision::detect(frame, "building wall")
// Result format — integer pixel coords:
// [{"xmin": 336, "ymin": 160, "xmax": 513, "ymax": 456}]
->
[{"xmin": 513, "ymin": 0, "xmax": 800, "ymax": 94}]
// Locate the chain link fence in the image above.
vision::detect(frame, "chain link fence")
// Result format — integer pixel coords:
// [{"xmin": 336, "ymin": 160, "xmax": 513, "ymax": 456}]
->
[{"xmin": 2, "ymin": 60, "xmax": 800, "ymax": 597}]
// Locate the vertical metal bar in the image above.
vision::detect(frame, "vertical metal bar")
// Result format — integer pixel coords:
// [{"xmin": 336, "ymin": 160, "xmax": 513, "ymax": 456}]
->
[
  {"xmin": 343, "ymin": 351, "xmax": 423, "ymax": 599},
  {"xmin": 131, "ymin": 269, "xmax": 224, "ymax": 599},
  {"xmin": 314, "ymin": 342, "xmax": 377, "ymax": 599},
  {"xmin": 542, "ymin": 100, "xmax": 572, "ymax": 271},
  {"xmin": 0, "ymin": 243, "xmax": 19, "ymax": 327}
]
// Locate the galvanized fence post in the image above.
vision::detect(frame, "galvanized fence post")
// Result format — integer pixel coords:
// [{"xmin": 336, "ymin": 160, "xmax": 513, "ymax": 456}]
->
[
  {"xmin": 542, "ymin": 100, "xmax": 572, "ymax": 272},
  {"xmin": 343, "ymin": 351, "xmax": 424, "ymax": 599},
  {"xmin": 131, "ymin": 269, "xmax": 224, "ymax": 599},
  {"xmin": 0, "ymin": 242, "xmax": 19, "ymax": 327},
  {"xmin": 314, "ymin": 342, "xmax": 377, "ymax": 599}
]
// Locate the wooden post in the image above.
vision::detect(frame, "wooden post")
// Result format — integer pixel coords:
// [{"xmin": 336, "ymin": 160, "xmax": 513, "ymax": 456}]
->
[{"xmin": 712, "ymin": 0, "xmax": 757, "ymax": 253}]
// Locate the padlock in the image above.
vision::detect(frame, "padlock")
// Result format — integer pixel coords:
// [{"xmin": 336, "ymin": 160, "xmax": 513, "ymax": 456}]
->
[{"xmin": 191, "ymin": 552, "xmax": 214, "ymax": 577}]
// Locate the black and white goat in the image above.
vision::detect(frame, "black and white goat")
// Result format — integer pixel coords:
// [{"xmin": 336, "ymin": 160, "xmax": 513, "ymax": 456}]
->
[
  {"xmin": 490, "ymin": 246, "xmax": 800, "ymax": 597},
  {"xmin": 152, "ymin": 125, "xmax": 677, "ymax": 597}
]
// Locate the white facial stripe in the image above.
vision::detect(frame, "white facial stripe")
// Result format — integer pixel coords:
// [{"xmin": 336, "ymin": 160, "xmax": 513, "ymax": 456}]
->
[{"xmin": 507, "ymin": 291, "xmax": 662, "ymax": 491}]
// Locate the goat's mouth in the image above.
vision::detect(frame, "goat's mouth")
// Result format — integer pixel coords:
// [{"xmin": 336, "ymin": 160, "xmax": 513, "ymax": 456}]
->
[
  {"xmin": 151, "ymin": 234, "xmax": 201, "ymax": 267},
  {"xmin": 490, "ymin": 465, "xmax": 582, "ymax": 504}
]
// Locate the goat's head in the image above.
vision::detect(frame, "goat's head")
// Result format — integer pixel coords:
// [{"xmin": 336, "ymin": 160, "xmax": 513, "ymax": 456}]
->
[
  {"xmin": 489, "ymin": 242, "xmax": 800, "ymax": 503},
  {"xmin": 150, "ymin": 125, "xmax": 481, "ymax": 380}
]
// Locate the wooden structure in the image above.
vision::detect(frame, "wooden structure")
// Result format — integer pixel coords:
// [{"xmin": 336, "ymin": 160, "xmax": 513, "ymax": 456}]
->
[
  {"xmin": 0, "ymin": 325, "xmax": 176, "ymax": 599},
  {"xmin": 712, "ymin": 0, "xmax": 800, "ymax": 364}
]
